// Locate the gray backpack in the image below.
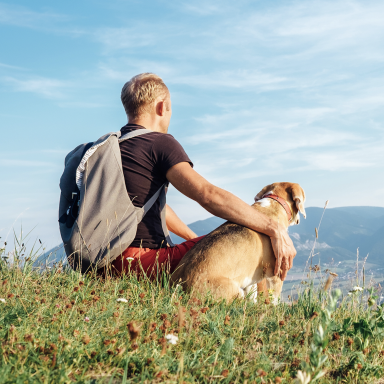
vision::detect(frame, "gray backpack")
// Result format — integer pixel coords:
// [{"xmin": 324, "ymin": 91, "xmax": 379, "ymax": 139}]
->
[{"xmin": 58, "ymin": 128, "xmax": 174, "ymax": 273}]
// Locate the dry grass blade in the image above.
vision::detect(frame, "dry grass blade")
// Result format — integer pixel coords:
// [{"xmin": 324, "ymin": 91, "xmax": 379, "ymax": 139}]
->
[
  {"xmin": 178, "ymin": 306, "xmax": 185, "ymax": 331},
  {"xmin": 324, "ymin": 275, "xmax": 334, "ymax": 291}
]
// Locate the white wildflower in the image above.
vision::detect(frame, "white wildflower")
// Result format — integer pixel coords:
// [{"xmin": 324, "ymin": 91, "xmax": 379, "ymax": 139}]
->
[
  {"xmin": 349, "ymin": 286, "xmax": 363, "ymax": 293},
  {"xmin": 295, "ymin": 370, "xmax": 311, "ymax": 384},
  {"xmin": 165, "ymin": 334, "xmax": 178, "ymax": 345},
  {"xmin": 0, "ymin": 298, "xmax": 6, "ymax": 303},
  {"xmin": 318, "ymin": 325, "xmax": 324, "ymax": 339},
  {"xmin": 117, "ymin": 298, "xmax": 128, "ymax": 303},
  {"xmin": 354, "ymin": 286, "xmax": 363, "ymax": 291},
  {"xmin": 84, "ymin": 317, "xmax": 90, "ymax": 322}
]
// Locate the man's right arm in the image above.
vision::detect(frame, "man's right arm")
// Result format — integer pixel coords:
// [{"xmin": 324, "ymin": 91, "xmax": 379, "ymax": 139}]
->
[{"xmin": 166, "ymin": 162, "xmax": 296, "ymax": 281}]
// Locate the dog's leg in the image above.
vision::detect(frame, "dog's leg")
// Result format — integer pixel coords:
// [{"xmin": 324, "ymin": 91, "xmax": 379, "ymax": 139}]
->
[
  {"xmin": 244, "ymin": 283, "xmax": 258, "ymax": 303},
  {"xmin": 266, "ymin": 276, "xmax": 283, "ymax": 305},
  {"xmin": 205, "ymin": 276, "xmax": 244, "ymax": 302},
  {"xmin": 256, "ymin": 279, "xmax": 269, "ymax": 303}
]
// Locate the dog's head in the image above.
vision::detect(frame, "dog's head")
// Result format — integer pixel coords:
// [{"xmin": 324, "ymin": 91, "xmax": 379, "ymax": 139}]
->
[{"xmin": 254, "ymin": 182, "xmax": 306, "ymax": 225}]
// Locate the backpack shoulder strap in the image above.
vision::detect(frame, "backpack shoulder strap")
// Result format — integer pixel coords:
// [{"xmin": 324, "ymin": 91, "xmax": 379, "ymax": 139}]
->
[
  {"xmin": 119, "ymin": 128, "xmax": 152, "ymax": 142},
  {"xmin": 75, "ymin": 129, "xmax": 150, "ymax": 191}
]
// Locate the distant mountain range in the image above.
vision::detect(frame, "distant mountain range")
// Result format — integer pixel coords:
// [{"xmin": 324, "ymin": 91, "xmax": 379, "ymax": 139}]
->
[
  {"xmin": 36, "ymin": 206, "xmax": 384, "ymax": 268},
  {"xmin": 288, "ymin": 206, "xmax": 384, "ymax": 266}
]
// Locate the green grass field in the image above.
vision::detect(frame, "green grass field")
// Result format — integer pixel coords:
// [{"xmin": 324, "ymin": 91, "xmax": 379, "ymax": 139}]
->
[{"xmin": 1, "ymin": 250, "xmax": 384, "ymax": 383}]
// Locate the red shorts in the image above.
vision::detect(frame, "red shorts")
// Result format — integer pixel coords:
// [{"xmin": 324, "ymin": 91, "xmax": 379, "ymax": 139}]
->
[{"xmin": 111, "ymin": 236, "xmax": 205, "ymax": 279}]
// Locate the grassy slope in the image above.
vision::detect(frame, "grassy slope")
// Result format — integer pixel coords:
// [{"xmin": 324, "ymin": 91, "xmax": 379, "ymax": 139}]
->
[{"xmin": 1, "ymin": 261, "xmax": 384, "ymax": 383}]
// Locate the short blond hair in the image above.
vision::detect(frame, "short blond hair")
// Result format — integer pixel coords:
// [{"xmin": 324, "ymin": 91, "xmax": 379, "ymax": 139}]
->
[{"xmin": 121, "ymin": 73, "xmax": 169, "ymax": 118}]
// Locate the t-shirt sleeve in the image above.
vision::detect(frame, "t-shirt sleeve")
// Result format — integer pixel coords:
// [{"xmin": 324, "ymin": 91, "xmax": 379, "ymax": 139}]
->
[{"xmin": 151, "ymin": 134, "xmax": 193, "ymax": 177}]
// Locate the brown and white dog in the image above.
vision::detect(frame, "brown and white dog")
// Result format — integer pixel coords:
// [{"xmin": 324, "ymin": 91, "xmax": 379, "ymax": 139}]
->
[{"xmin": 171, "ymin": 182, "xmax": 306, "ymax": 304}]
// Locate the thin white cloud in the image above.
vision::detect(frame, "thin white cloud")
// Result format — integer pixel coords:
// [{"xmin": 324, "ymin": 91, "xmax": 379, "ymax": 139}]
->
[
  {"xmin": 302, "ymin": 152, "xmax": 373, "ymax": 172},
  {"xmin": 57, "ymin": 101, "xmax": 106, "ymax": 109},
  {"xmin": 3, "ymin": 76, "xmax": 68, "ymax": 99},
  {"xmin": 0, "ymin": 159, "xmax": 52, "ymax": 167},
  {"xmin": 0, "ymin": 61, "xmax": 25, "ymax": 70},
  {"xmin": 98, "ymin": 59, "xmax": 174, "ymax": 81},
  {"xmin": 171, "ymin": 70, "xmax": 287, "ymax": 90},
  {"xmin": 40, "ymin": 149, "xmax": 70, "ymax": 155},
  {"xmin": 230, "ymin": 1, "xmax": 384, "ymax": 56},
  {"xmin": 95, "ymin": 27, "xmax": 159, "ymax": 52},
  {"xmin": 0, "ymin": 3, "xmax": 86, "ymax": 38},
  {"xmin": 0, "ymin": 2, "xmax": 69, "ymax": 29},
  {"xmin": 180, "ymin": 98, "xmax": 384, "ymax": 183},
  {"xmin": 178, "ymin": 1, "xmax": 231, "ymax": 16}
]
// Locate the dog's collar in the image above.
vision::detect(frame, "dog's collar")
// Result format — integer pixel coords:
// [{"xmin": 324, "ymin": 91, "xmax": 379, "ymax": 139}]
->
[{"xmin": 260, "ymin": 194, "xmax": 292, "ymax": 222}]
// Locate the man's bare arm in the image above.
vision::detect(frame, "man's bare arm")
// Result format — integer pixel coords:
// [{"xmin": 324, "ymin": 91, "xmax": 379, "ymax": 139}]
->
[
  {"xmin": 166, "ymin": 162, "xmax": 296, "ymax": 281},
  {"xmin": 166, "ymin": 204, "xmax": 198, "ymax": 241},
  {"xmin": 166, "ymin": 163, "xmax": 279, "ymax": 236}
]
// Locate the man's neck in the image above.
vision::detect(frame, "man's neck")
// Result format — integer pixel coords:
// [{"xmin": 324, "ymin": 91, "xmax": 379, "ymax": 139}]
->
[{"xmin": 128, "ymin": 116, "xmax": 167, "ymax": 133}]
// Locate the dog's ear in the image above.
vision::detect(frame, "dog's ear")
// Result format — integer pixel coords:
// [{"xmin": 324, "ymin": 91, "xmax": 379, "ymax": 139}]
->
[
  {"xmin": 254, "ymin": 184, "xmax": 275, "ymax": 201},
  {"xmin": 290, "ymin": 184, "xmax": 306, "ymax": 218}
]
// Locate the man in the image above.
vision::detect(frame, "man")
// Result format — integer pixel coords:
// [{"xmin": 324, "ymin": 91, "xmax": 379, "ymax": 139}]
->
[{"xmin": 111, "ymin": 73, "xmax": 296, "ymax": 281}]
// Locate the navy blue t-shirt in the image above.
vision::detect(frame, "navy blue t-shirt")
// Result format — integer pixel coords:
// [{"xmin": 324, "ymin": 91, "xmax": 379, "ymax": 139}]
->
[{"xmin": 119, "ymin": 124, "xmax": 192, "ymax": 248}]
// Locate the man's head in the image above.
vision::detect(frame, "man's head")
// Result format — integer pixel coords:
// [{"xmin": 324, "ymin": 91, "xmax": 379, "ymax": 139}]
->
[{"xmin": 121, "ymin": 73, "xmax": 172, "ymax": 133}]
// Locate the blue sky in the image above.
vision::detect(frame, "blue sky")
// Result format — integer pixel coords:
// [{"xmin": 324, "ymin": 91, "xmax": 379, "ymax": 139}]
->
[{"xmin": 1, "ymin": 0, "xmax": 384, "ymax": 251}]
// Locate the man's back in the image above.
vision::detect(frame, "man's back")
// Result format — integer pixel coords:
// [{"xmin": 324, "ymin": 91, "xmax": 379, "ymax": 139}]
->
[{"xmin": 119, "ymin": 123, "xmax": 192, "ymax": 248}]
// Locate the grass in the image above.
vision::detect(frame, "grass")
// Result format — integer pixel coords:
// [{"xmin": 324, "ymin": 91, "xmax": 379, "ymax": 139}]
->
[{"xmin": 1, "ymin": 247, "xmax": 384, "ymax": 383}]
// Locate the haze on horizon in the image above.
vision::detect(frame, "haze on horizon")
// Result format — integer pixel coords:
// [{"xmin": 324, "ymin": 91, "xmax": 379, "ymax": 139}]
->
[{"xmin": 1, "ymin": 0, "xmax": 383, "ymax": 251}]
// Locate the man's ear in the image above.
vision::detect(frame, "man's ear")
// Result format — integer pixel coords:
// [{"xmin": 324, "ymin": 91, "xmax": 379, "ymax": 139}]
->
[
  {"xmin": 156, "ymin": 100, "xmax": 165, "ymax": 116},
  {"xmin": 290, "ymin": 184, "xmax": 306, "ymax": 218},
  {"xmin": 254, "ymin": 184, "xmax": 275, "ymax": 201}
]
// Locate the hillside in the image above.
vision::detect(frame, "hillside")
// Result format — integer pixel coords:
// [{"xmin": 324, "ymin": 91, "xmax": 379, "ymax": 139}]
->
[
  {"xmin": 2, "ymin": 258, "xmax": 384, "ymax": 383},
  {"xmin": 36, "ymin": 206, "xmax": 384, "ymax": 269}
]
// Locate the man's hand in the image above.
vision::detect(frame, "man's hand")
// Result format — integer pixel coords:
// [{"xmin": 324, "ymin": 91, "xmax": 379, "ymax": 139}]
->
[{"xmin": 270, "ymin": 227, "xmax": 296, "ymax": 281}]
